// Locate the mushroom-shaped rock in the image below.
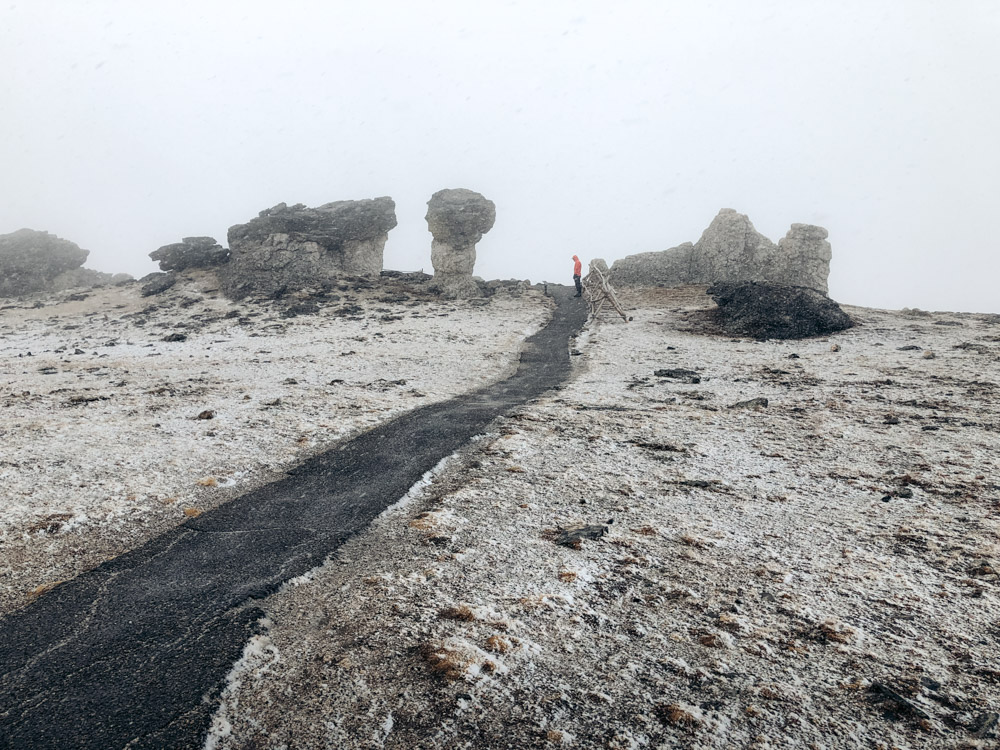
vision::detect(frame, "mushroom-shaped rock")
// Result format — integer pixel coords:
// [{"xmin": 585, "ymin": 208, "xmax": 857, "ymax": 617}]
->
[
  {"xmin": 0, "ymin": 229, "xmax": 90, "ymax": 297},
  {"xmin": 425, "ymin": 188, "xmax": 496, "ymax": 298},
  {"xmin": 222, "ymin": 198, "xmax": 397, "ymax": 299},
  {"xmin": 150, "ymin": 237, "xmax": 229, "ymax": 272}
]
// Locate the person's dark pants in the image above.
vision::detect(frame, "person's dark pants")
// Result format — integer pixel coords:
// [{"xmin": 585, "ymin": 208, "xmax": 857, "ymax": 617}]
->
[{"xmin": 573, "ymin": 274, "xmax": 582, "ymax": 296}]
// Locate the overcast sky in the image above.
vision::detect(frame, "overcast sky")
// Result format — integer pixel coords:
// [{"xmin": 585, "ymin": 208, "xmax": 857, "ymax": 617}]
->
[{"xmin": 2, "ymin": 1, "xmax": 998, "ymax": 312}]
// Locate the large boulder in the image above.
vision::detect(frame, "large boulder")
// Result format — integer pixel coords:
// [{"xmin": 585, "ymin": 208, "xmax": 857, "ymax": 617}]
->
[
  {"xmin": 0, "ymin": 229, "xmax": 89, "ymax": 296},
  {"xmin": 222, "ymin": 198, "xmax": 397, "ymax": 298},
  {"xmin": 150, "ymin": 236, "xmax": 229, "ymax": 271},
  {"xmin": 425, "ymin": 188, "xmax": 496, "ymax": 298},
  {"xmin": 707, "ymin": 281, "xmax": 853, "ymax": 340},
  {"xmin": 610, "ymin": 209, "xmax": 832, "ymax": 293}
]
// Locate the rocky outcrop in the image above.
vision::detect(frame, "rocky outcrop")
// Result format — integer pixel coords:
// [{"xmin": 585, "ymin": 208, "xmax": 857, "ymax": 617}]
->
[
  {"xmin": 0, "ymin": 229, "xmax": 89, "ymax": 296},
  {"xmin": 425, "ymin": 189, "xmax": 496, "ymax": 298},
  {"xmin": 222, "ymin": 199, "xmax": 397, "ymax": 299},
  {"xmin": 139, "ymin": 272, "xmax": 177, "ymax": 297},
  {"xmin": 611, "ymin": 209, "xmax": 832, "ymax": 293},
  {"xmin": 150, "ymin": 237, "xmax": 229, "ymax": 272},
  {"xmin": 50, "ymin": 268, "xmax": 133, "ymax": 292},
  {"xmin": 0, "ymin": 229, "xmax": 131, "ymax": 296},
  {"xmin": 707, "ymin": 281, "xmax": 853, "ymax": 339}
]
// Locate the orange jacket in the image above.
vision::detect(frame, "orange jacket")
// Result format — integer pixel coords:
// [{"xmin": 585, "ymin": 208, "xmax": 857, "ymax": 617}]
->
[{"xmin": 572, "ymin": 256, "xmax": 582, "ymax": 276}]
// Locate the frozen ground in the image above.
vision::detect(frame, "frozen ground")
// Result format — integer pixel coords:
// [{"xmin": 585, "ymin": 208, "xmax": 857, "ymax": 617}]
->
[
  {"xmin": 2, "ymin": 281, "xmax": 998, "ymax": 748},
  {"xmin": 0, "ymin": 273, "xmax": 547, "ymax": 615},
  {"xmin": 206, "ymin": 287, "xmax": 1000, "ymax": 749}
]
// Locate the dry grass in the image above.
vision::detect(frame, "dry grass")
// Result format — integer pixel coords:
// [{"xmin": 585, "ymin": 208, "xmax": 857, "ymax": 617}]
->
[
  {"xmin": 438, "ymin": 605, "xmax": 476, "ymax": 622},
  {"xmin": 656, "ymin": 702, "xmax": 703, "ymax": 729},
  {"xmin": 418, "ymin": 641, "xmax": 474, "ymax": 682},
  {"xmin": 485, "ymin": 635, "xmax": 510, "ymax": 654}
]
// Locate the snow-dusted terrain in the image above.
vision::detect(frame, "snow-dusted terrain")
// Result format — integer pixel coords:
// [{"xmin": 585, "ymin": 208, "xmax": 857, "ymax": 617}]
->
[
  {"xmin": 2, "ymin": 280, "xmax": 998, "ymax": 748},
  {"xmin": 0, "ymin": 273, "xmax": 546, "ymax": 615}
]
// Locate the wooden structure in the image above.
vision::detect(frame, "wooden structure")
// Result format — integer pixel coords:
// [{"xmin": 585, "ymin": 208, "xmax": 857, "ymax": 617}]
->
[{"xmin": 582, "ymin": 259, "xmax": 629, "ymax": 322}]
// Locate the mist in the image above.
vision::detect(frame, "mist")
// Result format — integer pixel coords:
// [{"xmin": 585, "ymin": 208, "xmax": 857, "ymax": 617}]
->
[{"xmin": 2, "ymin": 0, "xmax": 998, "ymax": 312}]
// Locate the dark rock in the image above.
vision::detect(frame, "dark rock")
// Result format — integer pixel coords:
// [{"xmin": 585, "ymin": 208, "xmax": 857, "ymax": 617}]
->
[
  {"xmin": 162, "ymin": 333, "xmax": 187, "ymax": 342},
  {"xmin": 730, "ymin": 397, "xmax": 768, "ymax": 409},
  {"xmin": 140, "ymin": 273, "xmax": 177, "ymax": 297},
  {"xmin": 195, "ymin": 410, "xmax": 215, "ymax": 420},
  {"xmin": 706, "ymin": 282, "xmax": 854, "ymax": 340},
  {"xmin": 281, "ymin": 301, "xmax": 320, "ymax": 318},
  {"xmin": 149, "ymin": 237, "xmax": 229, "ymax": 272},
  {"xmin": 223, "ymin": 198, "xmax": 397, "ymax": 299},
  {"xmin": 555, "ymin": 523, "xmax": 609, "ymax": 548},
  {"xmin": 654, "ymin": 368, "xmax": 701, "ymax": 383},
  {"xmin": 0, "ymin": 229, "xmax": 89, "ymax": 296},
  {"xmin": 897, "ymin": 345, "xmax": 921, "ymax": 351}
]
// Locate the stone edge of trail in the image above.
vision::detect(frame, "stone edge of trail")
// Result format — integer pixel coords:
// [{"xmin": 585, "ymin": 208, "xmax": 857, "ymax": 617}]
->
[{"xmin": 0, "ymin": 286, "xmax": 588, "ymax": 750}]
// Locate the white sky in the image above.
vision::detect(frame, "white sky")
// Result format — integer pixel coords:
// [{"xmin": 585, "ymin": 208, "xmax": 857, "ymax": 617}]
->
[{"xmin": 2, "ymin": 0, "xmax": 998, "ymax": 312}]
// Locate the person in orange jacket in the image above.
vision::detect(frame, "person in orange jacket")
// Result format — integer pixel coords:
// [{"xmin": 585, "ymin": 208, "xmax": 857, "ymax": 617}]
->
[{"xmin": 572, "ymin": 255, "xmax": 583, "ymax": 297}]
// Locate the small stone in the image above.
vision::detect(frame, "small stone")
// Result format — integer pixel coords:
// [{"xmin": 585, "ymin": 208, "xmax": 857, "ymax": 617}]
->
[
  {"xmin": 195, "ymin": 410, "xmax": 215, "ymax": 420},
  {"xmin": 730, "ymin": 397, "xmax": 768, "ymax": 409},
  {"xmin": 922, "ymin": 351, "xmax": 936, "ymax": 359},
  {"xmin": 554, "ymin": 523, "xmax": 609, "ymax": 548}
]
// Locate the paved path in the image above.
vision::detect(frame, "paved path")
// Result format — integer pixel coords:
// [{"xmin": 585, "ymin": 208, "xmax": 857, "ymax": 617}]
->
[{"xmin": 0, "ymin": 288, "xmax": 587, "ymax": 749}]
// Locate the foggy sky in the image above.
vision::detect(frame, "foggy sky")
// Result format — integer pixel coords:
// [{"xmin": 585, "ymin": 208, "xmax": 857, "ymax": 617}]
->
[{"xmin": 2, "ymin": 1, "xmax": 998, "ymax": 312}]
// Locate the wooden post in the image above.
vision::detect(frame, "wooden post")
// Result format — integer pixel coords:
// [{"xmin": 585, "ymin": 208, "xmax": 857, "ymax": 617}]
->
[{"xmin": 582, "ymin": 259, "xmax": 628, "ymax": 322}]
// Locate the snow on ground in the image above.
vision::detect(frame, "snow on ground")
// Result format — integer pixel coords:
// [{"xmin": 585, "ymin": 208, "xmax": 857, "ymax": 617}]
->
[
  {"xmin": 208, "ymin": 287, "xmax": 1000, "ymax": 749},
  {"xmin": 0, "ymin": 273, "xmax": 548, "ymax": 615}
]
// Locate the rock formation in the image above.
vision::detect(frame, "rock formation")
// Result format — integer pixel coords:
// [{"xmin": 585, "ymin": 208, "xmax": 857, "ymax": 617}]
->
[
  {"xmin": 611, "ymin": 209, "xmax": 832, "ymax": 293},
  {"xmin": 707, "ymin": 281, "xmax": 853, "ymax": 339},
  {"xmin": 425, "ymin": 188, "xmax": 496, "ymax": 298},
  {"xmin": 774, "ymin": 224, "xmax": 832, "ymax": 292},
  {"xmin": 222, "ymin": 198, "xmax": 397, "ymax": 299},
  {"xmin": 150, "ymin": 237, "xmax": 229, "ymax": 272},
  {"xmin": 0, "ymin": 229, "xmax": 131, "ymax": 296}
]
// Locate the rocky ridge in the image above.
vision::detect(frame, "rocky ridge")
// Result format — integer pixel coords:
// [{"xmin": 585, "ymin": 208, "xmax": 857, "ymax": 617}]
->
[{"xmin": 611, "ymin": 208, "xmax": 833, "ymax": 293}]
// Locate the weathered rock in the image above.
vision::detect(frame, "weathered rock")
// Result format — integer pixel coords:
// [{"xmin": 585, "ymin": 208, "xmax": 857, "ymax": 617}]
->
[
  {"xmin": 690, "ymin": 209, "xmax": 778, "ymax": 283},
  {"xmin": 773, "ymin": 224, "xmax": 832, "ymax": 293},
  {"xmin": 150, "ymin": 237, "xmax": 229, "ymax": 272},
  {"xmin": 222, "ymin": 198, "xmax": 397, "ymax": 299},
  {"xmin": 611, "ymin": 209, "xmax": 833, "ymax": 293},
  {"xmin": 707, "ymin": 281, "xmax": 853, "ymax": 340},
  {"xmin": 140, "ymin": 272, "xmax": 177, "ymax": 297},
  {"xmin": 425, "ymin": 189, "xmax": 496, "ymax": 298},
  {"xmin": 0, "ymin": 229, "xmax": 90, "ymax": 296},
  {"xmin": 49, "ymin": 268, "xmax": 118, "ymax": 292}
]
